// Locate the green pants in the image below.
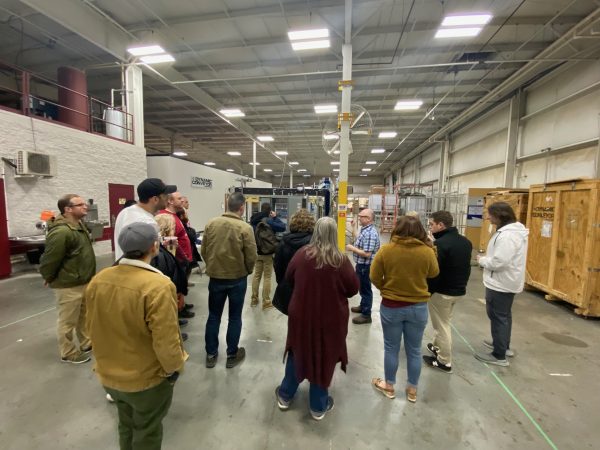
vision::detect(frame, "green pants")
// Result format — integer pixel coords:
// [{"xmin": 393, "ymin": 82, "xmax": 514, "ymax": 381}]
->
[{"xmin": 105, "ymin": 380, "xmax": 174, "ymax": 450}]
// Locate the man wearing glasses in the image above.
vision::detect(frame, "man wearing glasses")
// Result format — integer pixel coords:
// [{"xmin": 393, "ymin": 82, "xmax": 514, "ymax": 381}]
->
[
  {"xmin": 40, "ymin": 194, "xmax": 96, "ymax": 364},
  {"xmin": 346, "ymin": 208, "xmax": 380, "ymax": 324}
]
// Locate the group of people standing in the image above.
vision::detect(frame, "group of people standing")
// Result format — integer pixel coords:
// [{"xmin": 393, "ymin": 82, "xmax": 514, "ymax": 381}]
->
[{"xmin": 37, "ymin": 180, "xmax": 528, "ymax": 448}]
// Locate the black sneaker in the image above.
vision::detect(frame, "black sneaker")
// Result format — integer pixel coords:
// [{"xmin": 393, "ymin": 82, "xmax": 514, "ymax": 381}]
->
[
  {"xmin": 275, "ymin": 386, "xmax": 291, "ymax": 410},
  {"xmin": 422, "ymin": 355, "xmax": 453, "ymax": 373},
  {"xmin": 426, "ymin": 343, "xmax": 439, "ymax": 356},
  {"xmin": 179, "ymin": 309, "xmax": 195, "ymax": 319},
  {"xmin": 206, "ymin": 354, "xmax": 217, "ymax": 368},
  {"xmin": 179, "ymin": 319, "xmax": 189, "ymax": 327},
  {"xmin": 181, "ymin": 332, "xmax": 188, "ymax": 342},
  {"xmin": 61, "ymin": 353, "xmax": 91, "ymax": 364},
  {"xmin": 226, "ymin": 347, "xmax": 246, "ymax": 368},
  {"xmin": 184, "ymin": 303, "xmax": 194, "ymax": 310},
  {"xmin": 310, "ymin": 397, "xmax": 334, "ymax": 421}
]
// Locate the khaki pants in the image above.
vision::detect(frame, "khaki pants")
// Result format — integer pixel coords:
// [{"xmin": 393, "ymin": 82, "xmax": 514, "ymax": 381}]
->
[
  {"xmin": 251, "ymin": 254, "xmax": 273, "ymax": 305},
  {"xmin": 428, "ymin": 293, "xmax": 464, "ymax": 365},
  {"xmin": 54, "ymin": 284, "xmax": 90, "ymax": 359}
]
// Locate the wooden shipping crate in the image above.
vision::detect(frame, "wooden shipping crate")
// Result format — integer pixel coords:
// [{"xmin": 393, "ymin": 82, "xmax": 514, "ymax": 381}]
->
[
  {"xmin": 479, "ymin": 189, "xmax": 529, "ymax": 252},
  {"xmin": 525, "ymin": 179, "xmax": 600, "ymax": 317}
]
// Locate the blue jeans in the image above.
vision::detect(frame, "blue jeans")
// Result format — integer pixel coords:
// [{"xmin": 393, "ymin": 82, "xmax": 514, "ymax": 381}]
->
[
  {"xmin": 278, "ymin": 353, "xmax": 329, "ymax": 413},
  {"xmin": 485, "ymin": 288, "xmax": 515, "ymax": 359},
  {"xmin": 205, "ymin": 277, "xmax": 247, "ymax": 357},
  {"xmin": 356, "ymin": 264, "xmax": 373, "ymax": 317},
  {"xmin": 380, "ymin": 303, "xmax": 428, "ymax": 387}
]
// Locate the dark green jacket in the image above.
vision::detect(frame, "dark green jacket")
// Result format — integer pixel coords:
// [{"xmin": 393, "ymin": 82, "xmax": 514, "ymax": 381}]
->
[{"xmin": 39, "ymin": 215, "xmax": 96, "ymax": 288}]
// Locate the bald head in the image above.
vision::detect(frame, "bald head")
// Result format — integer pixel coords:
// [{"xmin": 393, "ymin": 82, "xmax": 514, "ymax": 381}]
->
[{"xmin": 358, "ymin": 208, "xmax": 375, "ymax": 225}]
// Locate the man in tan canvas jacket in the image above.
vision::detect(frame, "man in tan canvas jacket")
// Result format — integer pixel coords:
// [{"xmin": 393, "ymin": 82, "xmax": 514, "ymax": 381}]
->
[{"xmin": 85, "ymin": 221, "xmax": 187, "ymax": 450}]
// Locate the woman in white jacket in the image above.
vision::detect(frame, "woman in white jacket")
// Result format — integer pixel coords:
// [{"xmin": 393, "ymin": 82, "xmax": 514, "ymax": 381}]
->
[{"xmin": 476, "ymin": 202, "xmax": 528, "ymax": 366}]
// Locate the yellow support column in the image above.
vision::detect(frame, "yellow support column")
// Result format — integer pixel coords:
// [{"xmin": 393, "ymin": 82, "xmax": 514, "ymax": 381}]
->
[{"xmin": 337, "ymin": 181, "xmax": 348, "ymax": 249}]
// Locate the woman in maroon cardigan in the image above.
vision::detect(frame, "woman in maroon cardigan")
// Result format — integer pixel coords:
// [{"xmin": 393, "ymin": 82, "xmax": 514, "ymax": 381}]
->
[{"xmin": 275, "ymin": 217, "xmax": 359, "ymax": 420}]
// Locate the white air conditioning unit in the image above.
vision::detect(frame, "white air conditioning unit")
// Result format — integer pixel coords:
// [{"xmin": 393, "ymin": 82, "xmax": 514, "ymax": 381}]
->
[{"xmin": 16, "ymin": 151, "xmax": 57, "ymax": 177}]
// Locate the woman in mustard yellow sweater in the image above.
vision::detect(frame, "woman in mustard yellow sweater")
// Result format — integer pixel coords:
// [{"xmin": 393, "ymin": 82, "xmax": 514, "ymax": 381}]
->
[{"xmin": 369, "ymin": 216, "xmax": 439, "ymax": 403}]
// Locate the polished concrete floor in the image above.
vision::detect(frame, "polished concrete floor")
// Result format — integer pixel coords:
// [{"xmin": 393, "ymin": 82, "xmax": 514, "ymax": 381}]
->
[{"xmin": 0, "ymin": 253, "xmax": 598, "ymax": 450}]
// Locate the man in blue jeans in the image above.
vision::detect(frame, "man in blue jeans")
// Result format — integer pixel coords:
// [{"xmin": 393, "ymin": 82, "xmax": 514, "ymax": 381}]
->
[
  {"xmin": 201, "ymin": 193, "xmax": 257, "ymax": 368},
  {"xmin": 346, "ymin": 208, "xmax": 380, "ymax": 324}
]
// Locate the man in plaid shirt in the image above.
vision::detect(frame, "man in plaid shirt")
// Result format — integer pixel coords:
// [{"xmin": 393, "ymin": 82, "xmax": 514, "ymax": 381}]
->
[{"xmin": 346, "ymin": 208, "xmax": 380, "ymax": 324}]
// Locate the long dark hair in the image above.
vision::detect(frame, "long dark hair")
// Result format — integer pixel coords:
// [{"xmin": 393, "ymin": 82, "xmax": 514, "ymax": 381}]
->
[
  {"xmin": 488, "ymin": 202, "xmax": 516, "ymax": 229},
  {"xmin": 392, "ymin": 215, "xmax": 431, "ymax": 246}
]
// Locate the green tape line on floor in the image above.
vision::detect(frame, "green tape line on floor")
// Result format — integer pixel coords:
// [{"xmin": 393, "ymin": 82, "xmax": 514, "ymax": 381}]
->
[{"xmin": 451, "ymin": 323, "xmax": 558, "ymax": 450}]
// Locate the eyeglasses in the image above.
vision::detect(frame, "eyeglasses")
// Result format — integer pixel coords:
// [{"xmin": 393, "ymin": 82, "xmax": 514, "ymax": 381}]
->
[
  {"xmin": 358, "ymin": 215, "xmax": 370, "ymax": 218},
  {"xmin": 68, "ymin": 203, "xmax": 88, "ymax": 208}
]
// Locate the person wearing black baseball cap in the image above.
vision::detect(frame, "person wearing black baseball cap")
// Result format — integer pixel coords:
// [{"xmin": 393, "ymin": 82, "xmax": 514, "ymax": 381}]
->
[{"xmin": 113, "ymin": 178, "xmax": 177, "ymax": 260}]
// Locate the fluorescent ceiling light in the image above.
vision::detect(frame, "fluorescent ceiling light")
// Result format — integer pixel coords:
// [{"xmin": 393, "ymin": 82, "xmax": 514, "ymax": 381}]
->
[
  {"xmin": 297, "ymin": 169, "xmax": 307, "ymax": 172},
  {"xmin": 220, "ymin": 108, "xmax": 245, "ymax": 117},
  {"xmin": 323, "ymin": 133, "xmax": 340, "ymax": 140},
  {"xmin": 249, "ymin": 162, "xmax": 260, "ymax": 165},
  {"xmin": 257, "ymin": 135, "xmax": 274, "ymax": 142},
  {"xmin": 172, "ymin": 151, "xmax": 187, "ymax": 157},
  {"xmin": 303, "ymin": 174, "xmax": 311, "ymax": 177},
  {"xmin": 378, "ymin": 131, "xmax": 397, "ymax": 139},
  {"xmin": 332, "ymin": 168, "xmax": 340, "ymax": 172},
  {"xmin": 394, "ymin": 100, "xmax": 423, "ymax": 110},
  {"xmin": 435, "ymin": 27, "xmax": 482, "ymax": 38},
  {"xmin": 226, "ymin": 169, "xmax": 234, "ymax": 172},
  {"xmin": 362, "ymin": 168, "xmax": 372, "ymax": 172},
  {"xmin": 288, "ymin": 28, "xmax": 329, "ymax": 41},
  {"xmin": 264, "ymin": 168, "xmax": 273, "ymax": 172},
  {"xmin": 330, "ymin": 161, "xmax": 340, "ymax": 165},
  {"xmin": 127, "ymin": 45, "xmax": 166, "ymax": 56},
  {"xmin": 441, "ymin": 14, "xmax": 492, "ymax": 27},
  {"xmin": 227, "ymin": 151, "xmax": 241, "ymax": 156},
  {"xmin": 371, "ymin": 148, "xmax": 385, "ymax": 154},
  {"xmin": 275, "ymin": 151, "xmax": 288, "ymax": 155},
  {"xmin": 291, "ymin": 39, "xmax": 330, "ymax": 51},
  {"xmin": 333, "ymin": 150, "xmax": 340, "ymax": 155},
  {"xmin": 360, "ymin": 174, "xmax": 368, "ymax": 177},
  {"xmin": 366, "ymin": 161, "xmax": 377, "ymax": 165},
  {"xmin": 315, "ymin": 104, "xmax": 338, "ymax": 114},
  {"xmin": 289, "ymin": 161, "xmax": 299, "ymax": 165},
  {"xmin": 204, "ymin": 162, "xmax": 215, "ymax": 166},
  {"xmin": 140, "ymin": 54, "xmax": 175, "ymax": 64}
]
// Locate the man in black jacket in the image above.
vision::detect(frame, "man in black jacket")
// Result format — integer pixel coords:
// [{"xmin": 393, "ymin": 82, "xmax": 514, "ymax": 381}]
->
[{"xmin": 423, "ymin": 211, "xmax": 472, "ymax": 373}]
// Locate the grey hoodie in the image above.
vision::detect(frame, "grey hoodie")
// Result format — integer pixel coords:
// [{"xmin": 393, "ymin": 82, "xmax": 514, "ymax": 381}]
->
[{"xmin": 479, "ymin": 222, "xmax": 529, "ymax": 293}]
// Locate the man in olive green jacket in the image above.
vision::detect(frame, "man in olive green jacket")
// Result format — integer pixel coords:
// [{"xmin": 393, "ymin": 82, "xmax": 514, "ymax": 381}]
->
[
  {"xmin": 39, "ymin": 194, "xmax": 96, "ymax": 364},
  {"xmin": 201, "ymin": 192, "xmax": 257, "ymax": 369}
]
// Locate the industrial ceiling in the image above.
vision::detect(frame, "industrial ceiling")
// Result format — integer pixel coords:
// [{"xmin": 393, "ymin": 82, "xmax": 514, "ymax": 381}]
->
[{"xmin": 0, "ymin": 0, "xmax": 599, "ymax": 185}]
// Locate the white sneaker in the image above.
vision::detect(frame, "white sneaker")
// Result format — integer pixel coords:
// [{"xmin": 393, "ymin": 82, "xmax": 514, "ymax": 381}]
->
[
  {"xmin": 106, "ymin": 393, "xmax": 115, "ymax": 403},
  {"xmin": 483, "ymin": 339, "xmax": 514, "ymax": 357}
]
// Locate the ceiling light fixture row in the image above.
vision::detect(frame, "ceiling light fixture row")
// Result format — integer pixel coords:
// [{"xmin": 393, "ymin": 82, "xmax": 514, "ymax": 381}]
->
[
  {"xmin": 435, "ymin": 13, "xmax": 492, "ymax": 39},
  {"xmin": 289, "ymin": 28, "xmax": 330, "ymax": 51},
  {"xmin": 127, "ymin": 45, "xmax": 176, "ymax": 64}
]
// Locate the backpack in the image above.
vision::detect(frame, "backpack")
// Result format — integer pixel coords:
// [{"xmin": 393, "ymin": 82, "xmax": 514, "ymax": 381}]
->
[{"xmin": 255, "ymin": 218, "xmax": 279, "ymax": 254}]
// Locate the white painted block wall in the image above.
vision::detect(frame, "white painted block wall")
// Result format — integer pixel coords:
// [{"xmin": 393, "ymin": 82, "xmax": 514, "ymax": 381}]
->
[
  {"xmin": 146, "ymin": 156, "xmax": 272, "ymax": 231},
  {"xmin": 0, "ymin": 110, "xmax": 147, "ymax": 238}
]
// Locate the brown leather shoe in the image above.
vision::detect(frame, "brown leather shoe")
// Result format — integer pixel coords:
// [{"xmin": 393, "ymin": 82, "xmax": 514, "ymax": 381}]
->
[
  {"xmin": 350, "ymin": 306, "xmax": 362, "ymax": 313},
  {"xmin": 352, "ymin": 315, "xmax": 372, "ymax": 325},
  {"xmin": 406, "ymin": 387, "xmax": 417, "ymax": 403}
]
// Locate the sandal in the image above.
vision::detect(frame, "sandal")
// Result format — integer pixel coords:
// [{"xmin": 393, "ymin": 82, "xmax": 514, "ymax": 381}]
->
[
  {"xmin": 371, "ymin": 377, "xmax": 395, "ymax": 399},
  {"xmin": 405, "ymin": 387, "xmax": 417, "ymax": 403}
]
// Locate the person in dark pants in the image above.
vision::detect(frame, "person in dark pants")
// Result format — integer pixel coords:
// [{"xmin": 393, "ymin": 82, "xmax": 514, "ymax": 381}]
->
[
  {"xmin": 201, "ymin": 193, "xmax": 257, "ymax": 369},
  {"xmin": 346, "ymin": 208, "xmax": 380, "ymax": 324},
  {"xmin": 275, "ymin": 217, "xmax": 359, "ymax": 420},
  {"xmin": 476, "ymin": 202, "xmax": 528, "ymax": 367},
  {"xmin": 85, "ymin": 222, "xmax": 187, "ymax": 450}
]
